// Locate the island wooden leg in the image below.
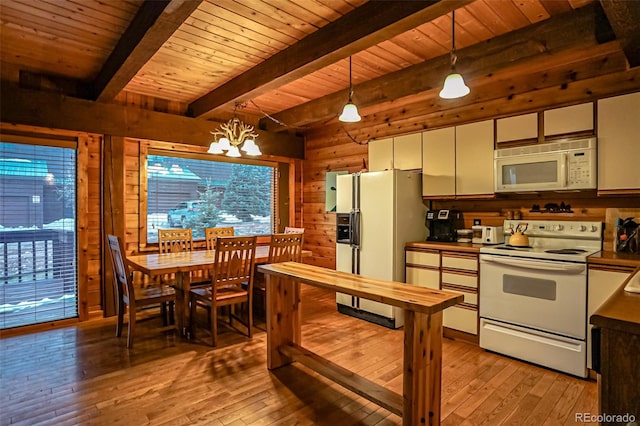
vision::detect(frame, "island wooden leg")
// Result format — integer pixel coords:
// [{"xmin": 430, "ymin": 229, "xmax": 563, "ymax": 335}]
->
[
  {"xmin": 266, "ymin": 273, "xmax": 301, "ymax": 370},
  {"xmin": 402, "ymin": 310, "xmax": 443, "ymax": 426},
  {"xmin": 174, "ymin": 272, "xmax": 191, "ymax": 337}
]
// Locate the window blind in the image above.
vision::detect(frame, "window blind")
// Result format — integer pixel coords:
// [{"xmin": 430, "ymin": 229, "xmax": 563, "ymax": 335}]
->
[
  {"xmin": 146, "ymin": 153, "xmax": 276, "ymax": 243},
  {"xmin": 0, "ymin": 141, "xmax": 78, "ymax": 329}
]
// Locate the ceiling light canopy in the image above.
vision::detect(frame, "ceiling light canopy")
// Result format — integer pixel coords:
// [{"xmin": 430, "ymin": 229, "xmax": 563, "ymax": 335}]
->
[
  {"xmin": 339, "ymin": 56, "xmax": 361, "ymax": 123},
  {"xmin": 208, "ymin": 104, "xmax": 261, "ymax": 157},
  {"xmin": 439, "ymin": 10, "xmax": 470, "ymax": 100}
]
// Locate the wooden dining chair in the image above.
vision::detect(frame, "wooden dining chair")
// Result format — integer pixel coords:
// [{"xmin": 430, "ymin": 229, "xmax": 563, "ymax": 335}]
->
[
  {"xmin": 189, "ymin": 236, "xmax": 257, "ymax": 346},
  {"xmin": 204, "ymin": 226, "xmax": 235, "ymax": 250},
  {"xmin": 254, "ymin": 232, "xmax": 304, "ymax": 322},
  {"xmin": 106, "ymin": 234, "xmax": 177, "ymax": 349},
  {"xmin": 158, "ymin": 228, "xmax": 193, "ymax": 253}
]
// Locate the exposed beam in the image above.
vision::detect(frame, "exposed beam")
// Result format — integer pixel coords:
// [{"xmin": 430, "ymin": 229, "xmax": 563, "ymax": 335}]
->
[
  {"xmin": 0, "ymin": 84, "xmax": 304, "ymax": 159},
  {"xmin": 260, "ymin": 3, "xmax": 602, "ymax": 132},
  {"xmin": 599, "ymin": 0, "xmax": 640, "ymax": 68},
  {"xmin": 92, "ymin": 0, "xmax": 203, "ymax": 102},
  {"xmin": 188, "ymin": 0, "xmax": 474, "ymax": 118}
]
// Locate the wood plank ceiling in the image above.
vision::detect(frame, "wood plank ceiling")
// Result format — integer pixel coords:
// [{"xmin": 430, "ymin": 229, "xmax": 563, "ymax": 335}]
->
[{"xmin": 1, "ymin": 0, "xmax": 638, "ymax": 136}]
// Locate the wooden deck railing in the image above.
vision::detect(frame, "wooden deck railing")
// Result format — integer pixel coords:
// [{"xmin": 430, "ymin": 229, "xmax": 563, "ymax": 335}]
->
[{"xmin": 0, "ymin": 229, "xmax": 74, "ymax": 284}]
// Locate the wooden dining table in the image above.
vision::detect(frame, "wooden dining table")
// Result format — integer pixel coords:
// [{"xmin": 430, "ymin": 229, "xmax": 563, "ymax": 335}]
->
[{"xmin": 126, "ymin": 246, "xmax": 310, "ymax": 335}]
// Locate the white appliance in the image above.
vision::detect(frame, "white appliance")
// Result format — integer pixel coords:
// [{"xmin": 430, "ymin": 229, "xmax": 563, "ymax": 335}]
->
[
  {"xmin": 479, "ymin": 219, "xmax": 603, "ymax": 378},
  {"xmin": 481, "ymin": 226, "xmax": 504, "ymax": 244},
  {"xmin": 336, "ymin": 169, "xmax": 427, "ymax": 328},
  {"xmin": 494, "ymin": 137, "xmax": 596, "ymax": 193}
]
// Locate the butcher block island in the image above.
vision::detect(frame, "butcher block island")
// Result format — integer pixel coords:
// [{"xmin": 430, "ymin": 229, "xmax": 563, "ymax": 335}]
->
[{"xmin": 258, "ymin": 262, "xmax": 463, "ymax": 426}]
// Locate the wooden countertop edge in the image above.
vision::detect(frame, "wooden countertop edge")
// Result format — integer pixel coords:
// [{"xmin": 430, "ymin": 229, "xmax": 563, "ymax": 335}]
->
[
  {"xmin": 406, "ymin": 241, "xmax": 483, "ymax": 253},
  {"xmin": 258, "ymin": 262, "xmax": 463, "ymax": 315},
  {"xmin": 590, "ymin": 267, "xmax": 640, "ymax": 335},
  {"xmin": 587, "ymin": 250, "xmax": 640, "ymax": 268}
]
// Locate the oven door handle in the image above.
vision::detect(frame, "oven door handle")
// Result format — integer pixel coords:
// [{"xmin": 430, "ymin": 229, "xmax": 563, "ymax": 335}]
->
[{"xmin": 481, "ymin": 256, "xmax": 585, "ymax": 273}]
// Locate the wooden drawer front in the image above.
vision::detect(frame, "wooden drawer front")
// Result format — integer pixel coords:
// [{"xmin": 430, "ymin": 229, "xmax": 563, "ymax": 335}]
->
[
  {"xmin": 406, "ymin": 267, "xmax": 440, "ymax": 290},
  {"xmin": 441, "ymin": 254, "xmax": 477, "ymax": 272},
  {"xmin": 441, "ymin": 271, "xmax": 477, "ymax": 289},
  {"xmin": 406, "ymin": 250, "xmax": 439, "ymax": 267},
  {"xmin": 444, "ymin": 305, "xmax": 478, "ymax": 335}
]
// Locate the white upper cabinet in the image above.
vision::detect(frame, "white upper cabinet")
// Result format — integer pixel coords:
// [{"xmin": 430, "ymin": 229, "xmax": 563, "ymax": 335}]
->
[
  {"xmin": 544, "ymin": 103, "xmax": 594, "ymax": 137},
  {"xmin": 597, "ymin": 92, "xmax": 640, "ymax": 191},
  {"xmin": 455, "ymin": 120, "xmax": 495, "ymax": 196},
  {"xmin": 368, "ymin": 137, "xmax": 393, "ymax": 172},
  {"xmin": 422, "ymin": 127, "xmax": 455, "ymax": 197},
  {"xmin": 496, "ymin": 113, "xmax": 537, "ymax": 143},
  {"xmin": 393, "ymin": 133, "xmax": 422, "ymax": 170}
]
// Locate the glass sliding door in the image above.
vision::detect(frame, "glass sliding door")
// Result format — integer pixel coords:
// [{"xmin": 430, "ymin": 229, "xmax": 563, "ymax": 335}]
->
[{"xmin": 0, "ymin": 141, "xmax": 78, "ymax": 329}]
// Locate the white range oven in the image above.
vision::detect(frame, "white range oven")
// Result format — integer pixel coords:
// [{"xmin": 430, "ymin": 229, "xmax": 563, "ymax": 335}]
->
[{"xmin": 479, "ymin": 220, "xmax": 602, "ymax": 378}]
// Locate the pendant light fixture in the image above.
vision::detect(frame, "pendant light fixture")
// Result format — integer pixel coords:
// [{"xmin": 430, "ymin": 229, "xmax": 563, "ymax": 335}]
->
[
  {"xmin": 208, "ymin": 103, "xmax": 261, "ymax": 157},
  {"xmin": 339, "ymin": 56, "xmax": 361, "ymax": 122},
  {"xmin": 439, "ymin": 10, "xmax": 470, "ymax": 99}
]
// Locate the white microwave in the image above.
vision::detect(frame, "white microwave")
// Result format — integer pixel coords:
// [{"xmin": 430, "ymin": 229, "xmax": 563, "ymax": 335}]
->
[{"xmin": 494, "ymin": 138, "xmax": 596, "ymax": 193}]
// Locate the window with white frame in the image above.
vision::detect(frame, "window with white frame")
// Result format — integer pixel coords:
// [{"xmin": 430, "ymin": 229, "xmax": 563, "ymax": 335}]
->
[{"xmin": 146, "ymin": 153, "xmax": 276, "ymax": 243}]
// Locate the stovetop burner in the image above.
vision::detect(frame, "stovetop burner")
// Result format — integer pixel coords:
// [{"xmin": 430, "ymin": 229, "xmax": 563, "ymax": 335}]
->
[{"xmin": 544, "ymin": 248, "xmax": 587, "ymax": 255}]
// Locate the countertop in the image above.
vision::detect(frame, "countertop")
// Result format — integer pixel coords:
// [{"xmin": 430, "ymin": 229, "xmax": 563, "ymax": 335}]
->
[
  {"xmin": 587, "ymin": 250, "xmax": 640, "ymax": 268},
  {"xmin": 406, "ymin": 241, "xmax": 640, "ymax": 267},
  {"xmin": 590, "ymin": 268, "xmax": 640, "ymax": 335},
  {"xmin": 405, "ymin": 241, "xmax": 483, "ymax": 254}
]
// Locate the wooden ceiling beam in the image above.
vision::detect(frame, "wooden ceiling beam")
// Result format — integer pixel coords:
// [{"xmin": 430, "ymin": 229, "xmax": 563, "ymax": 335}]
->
[
  {"xmin": 188, "ymin": 0, "xmax": 474, "ymax": 118},
  {"xmin": 599, "ymin": 0, "xmax": 640, "ymax": 68},
  {"xmin": 0, "ymin": 83, "xmax": 303, "ymax": 159},
  {"xmin": 92, "ymin": 0, "xmax": 203, "ymax": 102},
  {"xmin": 261, "ymin": 3, "xmax": 602, "ymax": 132}
]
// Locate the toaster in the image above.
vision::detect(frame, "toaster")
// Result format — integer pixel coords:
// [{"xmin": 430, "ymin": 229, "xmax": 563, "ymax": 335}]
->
[{"xmin": 481, "ymin": 226, "xmax": 504, "ymax": 244}]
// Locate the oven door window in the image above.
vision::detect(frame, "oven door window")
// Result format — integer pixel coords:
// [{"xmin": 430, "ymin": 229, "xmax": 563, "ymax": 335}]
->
[{"xmin": 503, "ymin": 274, "xmax": 556, "ymax": 301}]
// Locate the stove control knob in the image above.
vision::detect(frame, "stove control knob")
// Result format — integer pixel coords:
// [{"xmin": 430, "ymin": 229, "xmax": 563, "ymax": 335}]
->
[
  {"xmin": 591, "ymin": 225, "xmax": 599, "ymax": 232},
  {"xmin": 556, "ymin": 224, "xmax": 564, "ymax": 231},
  {"xmin": 579, "ymin": 225, "xmax": 587, "ymax": 232}
]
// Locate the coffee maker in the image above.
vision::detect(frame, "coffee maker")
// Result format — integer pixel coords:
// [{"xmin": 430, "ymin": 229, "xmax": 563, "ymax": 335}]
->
[{"xmin": 425, "ymin": 209, "xmax": 464, "ymax": 242}]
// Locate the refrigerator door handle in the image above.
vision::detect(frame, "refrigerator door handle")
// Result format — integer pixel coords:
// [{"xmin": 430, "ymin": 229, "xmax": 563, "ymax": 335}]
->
[{"xmin": 350, "ymin": 210, "xmax": 361, "ymax": 248}]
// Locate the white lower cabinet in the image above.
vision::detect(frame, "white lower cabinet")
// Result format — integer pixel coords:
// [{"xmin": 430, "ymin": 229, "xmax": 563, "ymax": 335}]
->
[
  {"xmin": 441, "ymin": 252, "xmax": 479, "ymax": 336},
  {"xmin": 405, "ymin": 249, "xmax": 440, "ymax": 290},
  {"xmin": 587, "ymin": 265, "xmax": 634, "ymax": 369},
  {"xmin": 405, "ymin": 247, "xmax": 479, "ymax": 339}
]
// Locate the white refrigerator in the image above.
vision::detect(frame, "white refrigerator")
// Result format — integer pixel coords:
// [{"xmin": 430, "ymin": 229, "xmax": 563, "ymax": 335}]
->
[{"xmin": 335, "ymin": 169, "xmax": 427, "ymax": 328}]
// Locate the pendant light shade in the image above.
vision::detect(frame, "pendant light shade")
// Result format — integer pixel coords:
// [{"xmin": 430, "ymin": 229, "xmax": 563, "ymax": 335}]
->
[
  {"xmin": 439, "ymin": 72, "xmax": 470, "ymax": 99},
  {"xmin": 339, "ymin": 56, "xmax": 361, "ymax": 123},
  {"xmin": 339, "ymin": 102, "xmax": 361, "ymax": 123},
  {"xmin": 439, "ymin": 10, "xmax": 469, "ymax": 99}
]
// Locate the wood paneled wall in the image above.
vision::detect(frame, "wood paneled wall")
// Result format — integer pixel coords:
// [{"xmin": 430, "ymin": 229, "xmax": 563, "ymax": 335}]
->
[{"xmin": 303, "ymin": 130, "xmax": 368, "ymax": 269}]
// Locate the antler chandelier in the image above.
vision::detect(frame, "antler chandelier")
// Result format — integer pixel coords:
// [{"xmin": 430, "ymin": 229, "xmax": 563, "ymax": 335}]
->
[{"xmin": 208, "ymin": 104, "xmax": 261, "ymax": 157}]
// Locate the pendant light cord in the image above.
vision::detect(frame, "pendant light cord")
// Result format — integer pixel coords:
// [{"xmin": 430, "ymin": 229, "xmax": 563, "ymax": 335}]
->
[
  {"xmin": 348, "ymin": 56, "xmax": 354, "ymax": 101},
  {"xmin": 450, "ymin": 10, "xmax": 458, "ymax": 68}
]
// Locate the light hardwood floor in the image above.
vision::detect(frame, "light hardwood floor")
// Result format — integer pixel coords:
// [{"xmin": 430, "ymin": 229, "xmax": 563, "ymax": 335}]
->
[{"xmin": 0, "ymin": 287, "xmax": 597, "ymax": 425}]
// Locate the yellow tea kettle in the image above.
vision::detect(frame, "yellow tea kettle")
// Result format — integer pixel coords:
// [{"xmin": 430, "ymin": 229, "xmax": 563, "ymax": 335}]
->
[{"xmin": 508, "ymin": 223, "xmax": 530, "ymax": 247}]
